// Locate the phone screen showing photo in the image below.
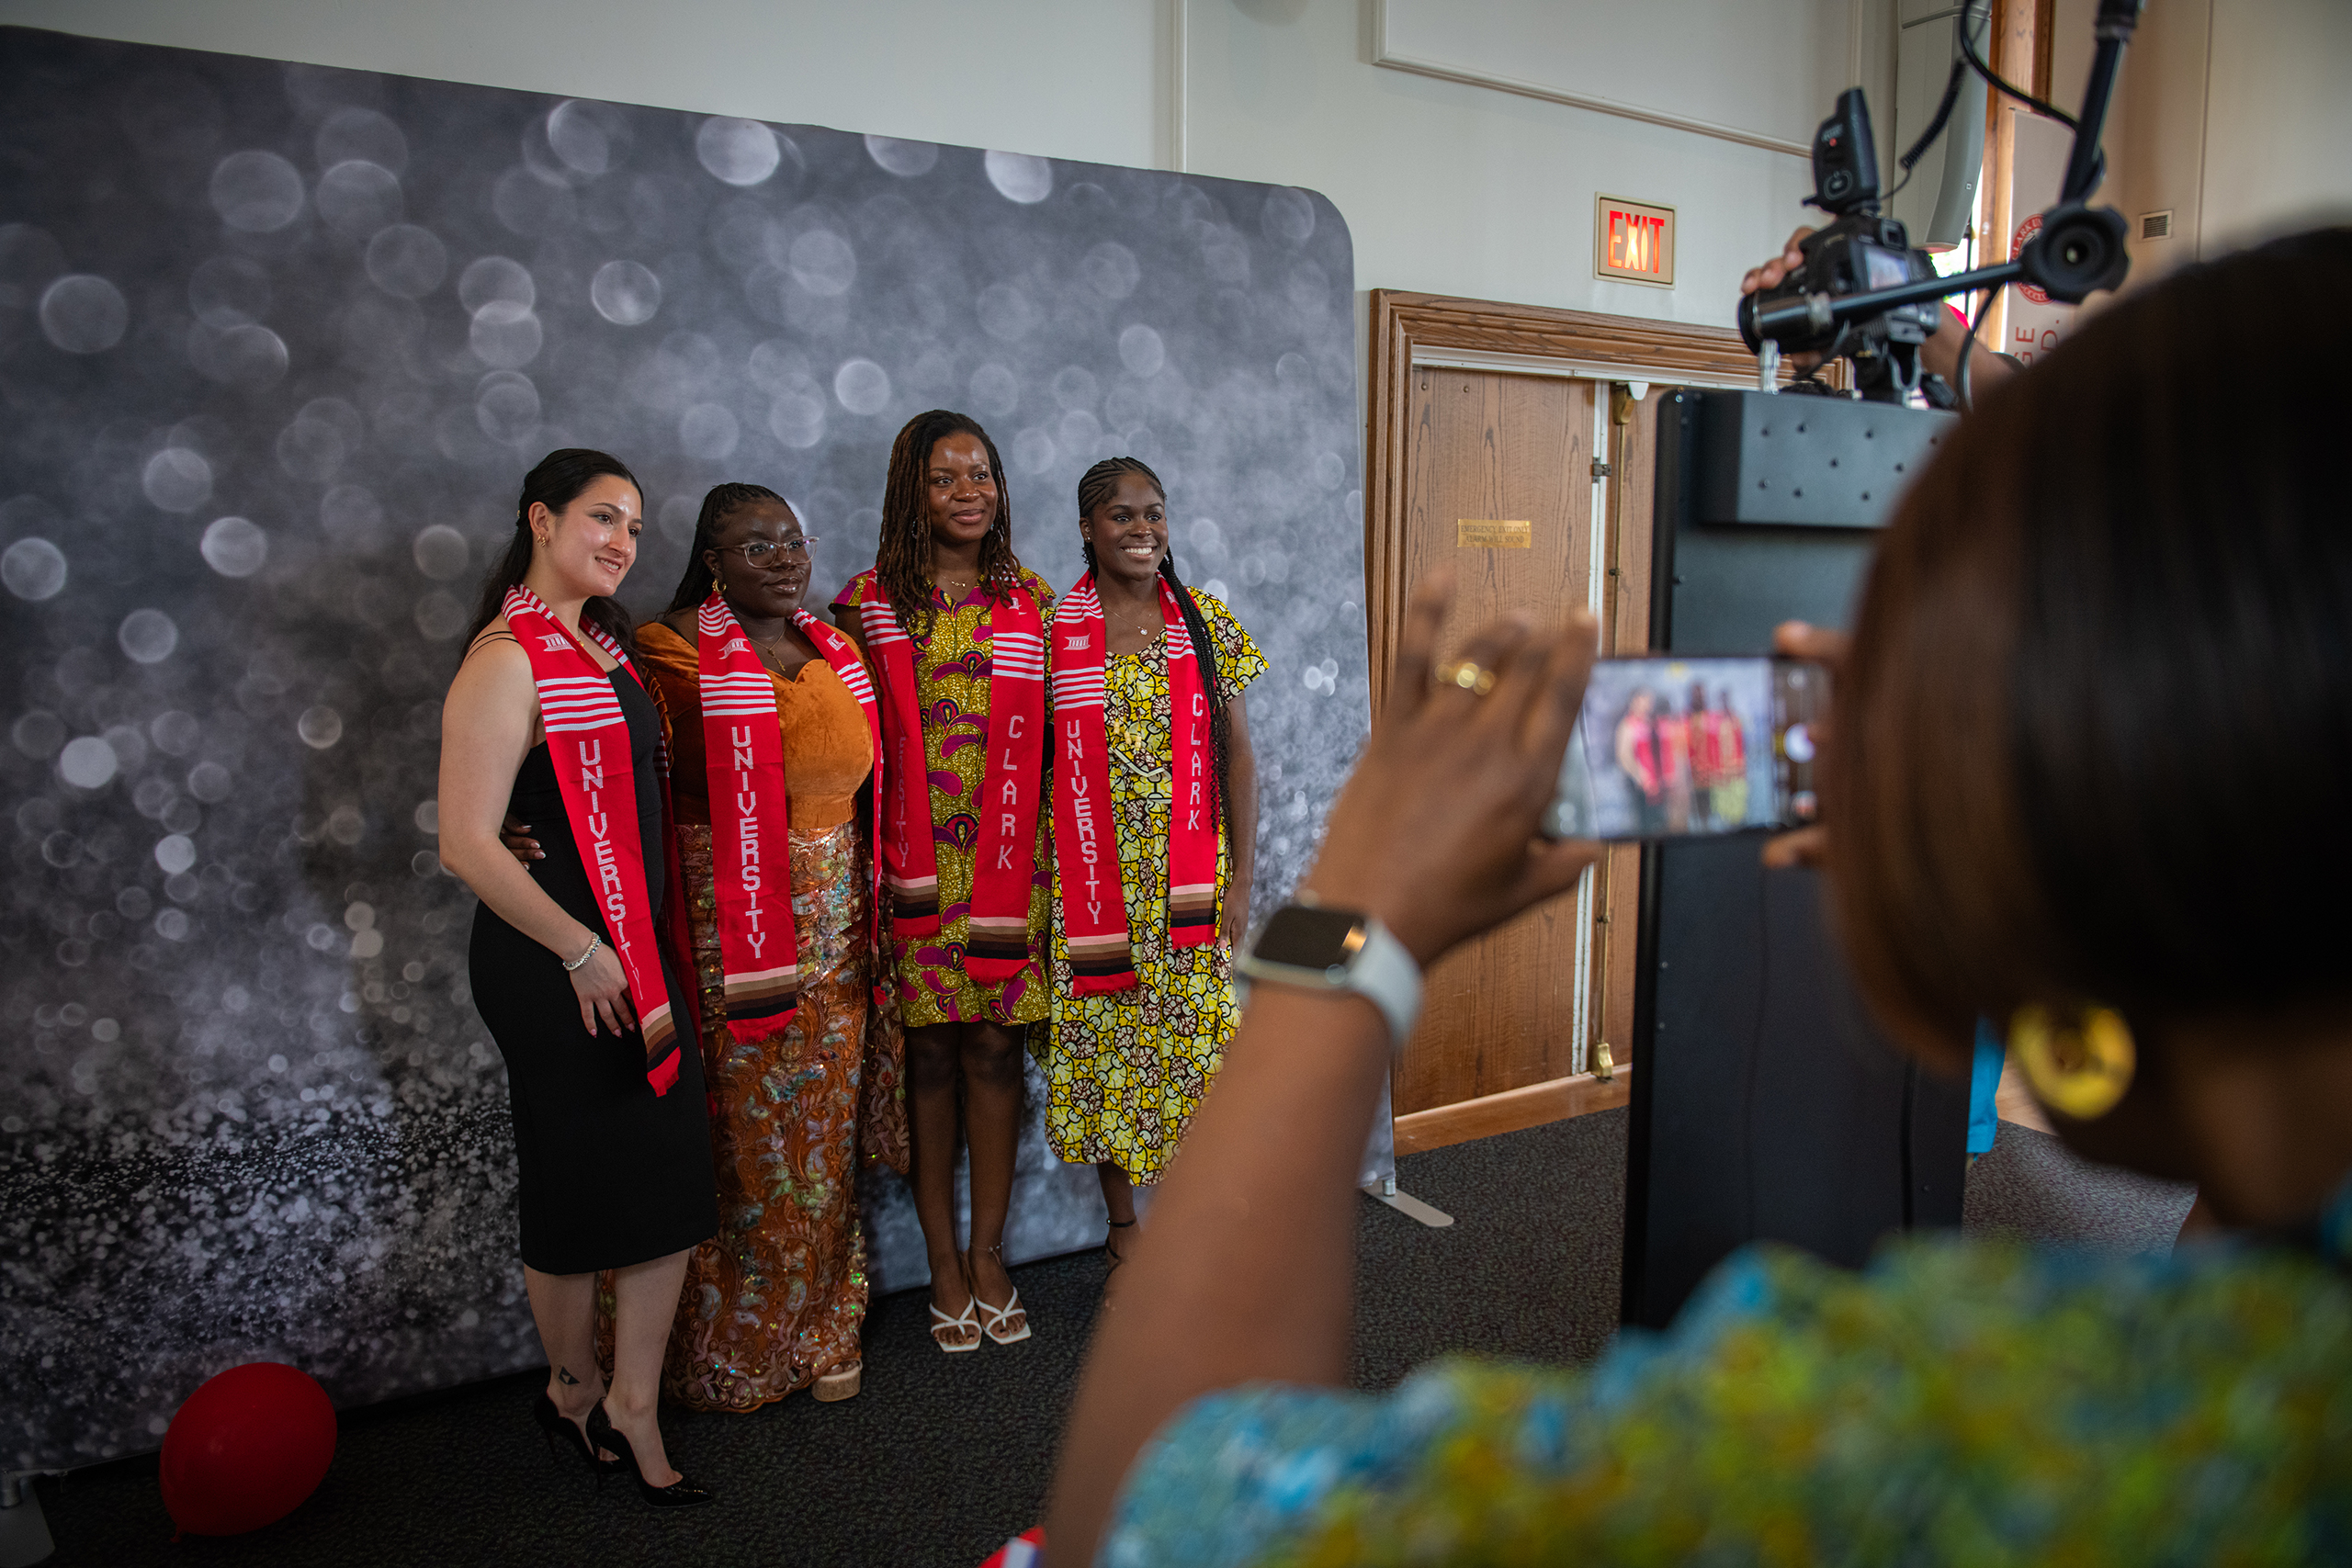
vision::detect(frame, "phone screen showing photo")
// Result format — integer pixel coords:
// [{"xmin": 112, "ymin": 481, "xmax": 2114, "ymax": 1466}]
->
[{"xmin": 1544, "ymin": 657, "xmax": 1830, "ymax": 841}]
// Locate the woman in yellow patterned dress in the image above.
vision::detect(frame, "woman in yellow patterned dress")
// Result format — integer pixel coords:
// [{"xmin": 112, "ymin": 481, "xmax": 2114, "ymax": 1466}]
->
[
  {"xmin": 832, "ymin": 411, "xmax": 1055, "ymax": 1350},
  {"xmin": 1043, "ymin": 457, "xmax": 1263, "ymax": 1266}
]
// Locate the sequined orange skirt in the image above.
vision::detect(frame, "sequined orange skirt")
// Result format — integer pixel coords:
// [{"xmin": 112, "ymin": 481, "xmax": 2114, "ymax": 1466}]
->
[{"xmin": 661, "ymin": 819, "xmax": 907, "ymax": 1412}]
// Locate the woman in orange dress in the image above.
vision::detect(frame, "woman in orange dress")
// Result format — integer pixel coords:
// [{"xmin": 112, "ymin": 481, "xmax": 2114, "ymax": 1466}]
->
[{"xmin": 631, "ymin": 483, "xmax": 907, "ymax": 1407}]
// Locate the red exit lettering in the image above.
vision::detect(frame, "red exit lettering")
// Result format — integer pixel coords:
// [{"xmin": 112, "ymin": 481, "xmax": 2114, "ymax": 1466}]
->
[{"xmin": 1607, "ymin": 210, "xmax": 1666, "ymax": 274}]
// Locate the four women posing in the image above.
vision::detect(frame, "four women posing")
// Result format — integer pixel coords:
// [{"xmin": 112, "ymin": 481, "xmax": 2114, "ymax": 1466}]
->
[{"xmin": 439, "ymin": 411, "xmax": 1261, "ymax": 1502}]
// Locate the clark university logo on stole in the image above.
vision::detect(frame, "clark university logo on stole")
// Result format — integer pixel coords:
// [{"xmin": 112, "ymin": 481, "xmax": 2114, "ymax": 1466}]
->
[
  {"xmin": 1184, "ymin": 690, "xmax": 1210, "ymax": 833},
  {"xmin": 575, "ymin": 738, "xmax": 635, "ymax": 942},
  {"xmin": 539, "ymin": 632, "xmax": 571, "ymax": 652},
  {"xmin": 993, "ymin": 713, "xmax": 1029, "ymax": 871}
]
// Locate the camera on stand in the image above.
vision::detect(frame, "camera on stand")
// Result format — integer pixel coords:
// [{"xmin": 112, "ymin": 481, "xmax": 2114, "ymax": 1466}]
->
[
  {"xmin": 1736, "ymin": 0, "xmax": 2142, "ymax": 410},
  {"xmin": 1742, "ymin": 88, "xmax": 1949, "ymax": 405}
]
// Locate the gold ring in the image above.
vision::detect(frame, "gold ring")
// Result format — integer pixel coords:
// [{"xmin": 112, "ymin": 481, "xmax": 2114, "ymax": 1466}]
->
[{"xmin": 1435, "ymin": 659, "xmax": 1497, "ymax": 696}]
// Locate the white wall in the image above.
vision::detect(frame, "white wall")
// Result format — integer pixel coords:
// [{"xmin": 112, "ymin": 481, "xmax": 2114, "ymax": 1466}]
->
[
  {"xmin": 6, "ymin": 0, "xmax": 2343, "ymax": 339},
  {"xmin": 2067, "ymin": 0, "xmax": 2352, "ymax": 292},
  {"xmin": 1182, "ymin": 0, "xmax": 1857, "ymax": 330},
  {"xmin": 2200, "ymin": 0, "xmax": 2352, "ymax": 250}
]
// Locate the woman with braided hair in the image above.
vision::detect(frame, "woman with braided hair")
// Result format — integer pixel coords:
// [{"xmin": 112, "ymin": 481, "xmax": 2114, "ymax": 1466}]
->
[
  {"xmin": 634, "ymin": 482, "xmax": 903, "ymax": 1405},
  {"xmin": 831, "ymin": 411, "xmax": 1056, "ymax": 1351},
  {"xmin": 1043, "ymin": 457, "xmax": 1263, "ymax": 1268}
]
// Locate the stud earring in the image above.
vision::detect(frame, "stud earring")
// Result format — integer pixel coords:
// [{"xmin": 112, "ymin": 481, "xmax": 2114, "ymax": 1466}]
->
[{"xmin": 2010, "ymin": 1002, "xmax": 2136, "ymax": 1121}]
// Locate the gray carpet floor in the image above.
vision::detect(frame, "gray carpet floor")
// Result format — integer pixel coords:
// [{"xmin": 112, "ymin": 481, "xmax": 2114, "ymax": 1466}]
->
[{"xmin": 24, "ymin": 1109, "xmax": 2191, "ymax": 1567}]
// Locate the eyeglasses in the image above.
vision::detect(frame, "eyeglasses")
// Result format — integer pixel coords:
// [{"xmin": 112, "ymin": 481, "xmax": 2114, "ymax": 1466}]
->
[{"xmin": 719, "ymin": 537, "xmax": 820, "ymax": 567}]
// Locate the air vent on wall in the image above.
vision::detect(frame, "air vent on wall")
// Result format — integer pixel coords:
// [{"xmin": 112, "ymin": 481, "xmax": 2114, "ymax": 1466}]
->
[{"xmin": 2140, "ymin": 210, "xmax": 2174, "ymax": 241}]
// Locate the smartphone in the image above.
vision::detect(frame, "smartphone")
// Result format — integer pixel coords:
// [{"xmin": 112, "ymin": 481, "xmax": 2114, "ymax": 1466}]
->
[{"xmin": 1543, "ymin": 656, "xmax": 1829, "ymax": 841}]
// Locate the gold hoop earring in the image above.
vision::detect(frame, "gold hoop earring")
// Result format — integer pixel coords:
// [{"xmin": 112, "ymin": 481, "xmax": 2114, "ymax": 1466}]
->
[{"xmin": 2010, "ymin": 1003, "xmax": 2136, "ymax": 1121}]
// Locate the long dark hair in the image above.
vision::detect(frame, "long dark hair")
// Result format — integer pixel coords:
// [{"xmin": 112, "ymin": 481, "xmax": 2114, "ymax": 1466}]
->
[
  {"xmin": 666, "ymin": 481, "xmax": 789, "ymax": 613},
  {"xmin": 461, "ymin": 447, "xmax": 641, "ymax": 653},
  {"xmin": 1078, "ymin": 456, "xmax": 1233, "ymax": 832},
  {"xmin": 876, "ymin": 409, "xmax": 1024, "ymax": 638}
]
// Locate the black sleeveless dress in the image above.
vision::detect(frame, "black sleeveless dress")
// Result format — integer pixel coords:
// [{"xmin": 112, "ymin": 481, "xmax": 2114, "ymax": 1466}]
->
[{"xmin": 469, "ymin": 669, "xmax": 718, "ymax": 1275}]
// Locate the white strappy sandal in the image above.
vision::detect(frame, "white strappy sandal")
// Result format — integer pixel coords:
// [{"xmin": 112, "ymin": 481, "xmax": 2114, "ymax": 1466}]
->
[
  {"xmin": 929, "ymin": 1287, "xmax": 982, "ymax": 1354},
  {"xmin": 968, "ymin": 1244, "xmax": 1033, "ymax": 1345}
]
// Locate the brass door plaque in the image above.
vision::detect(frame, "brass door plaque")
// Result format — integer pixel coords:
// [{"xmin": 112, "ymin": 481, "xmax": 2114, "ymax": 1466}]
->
[{"xmin": 1457, "ymin": 519, "xmax": 1532, "ymax": 548}]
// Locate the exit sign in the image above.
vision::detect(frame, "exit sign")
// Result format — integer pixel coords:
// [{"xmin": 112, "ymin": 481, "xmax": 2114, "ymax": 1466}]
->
[{"xmin": 1596, "ymin": 195, "xmax": 1676, "ymax": 287}]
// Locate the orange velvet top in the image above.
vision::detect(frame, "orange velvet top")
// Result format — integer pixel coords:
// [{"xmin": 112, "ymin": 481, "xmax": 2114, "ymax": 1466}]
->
[{"xmin": 636, "ymin": 621, "xmax": 875, "ymax": 832}]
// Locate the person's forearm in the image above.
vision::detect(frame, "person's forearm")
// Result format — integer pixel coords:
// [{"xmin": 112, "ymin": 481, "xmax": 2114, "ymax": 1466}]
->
[
  {"xmin": 441, "ymin": 831, "xmax": 598, "ymax": 960},
  {"xmin": 1045, "ymin": 985, "xmax": 1392, "ymax": 1565}
]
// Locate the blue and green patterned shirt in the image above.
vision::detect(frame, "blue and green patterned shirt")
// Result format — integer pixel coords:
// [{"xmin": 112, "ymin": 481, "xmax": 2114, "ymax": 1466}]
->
[{"xmin": 1108, "ymin": 1231, "xmax": 2352, "ymax": 1564}]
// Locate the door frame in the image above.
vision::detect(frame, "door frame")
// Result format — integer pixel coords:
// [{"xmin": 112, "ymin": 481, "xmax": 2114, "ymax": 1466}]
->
[
  {"xmin": 1363, "ymin": 291, "xmax": 1773, "ymax": 1153},
  {"xmin": 1364, "ymin": 290, "xmax": 1773, "ymax": 708}
]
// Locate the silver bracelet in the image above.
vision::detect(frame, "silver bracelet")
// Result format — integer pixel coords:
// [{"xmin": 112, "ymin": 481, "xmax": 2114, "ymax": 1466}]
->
[{"xmin": 561, "ymin": 932, "xmax": 603, "ymax": 973}]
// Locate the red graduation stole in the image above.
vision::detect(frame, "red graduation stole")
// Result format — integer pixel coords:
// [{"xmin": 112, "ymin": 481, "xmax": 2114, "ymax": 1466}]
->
[
  {"xmin": 502, "ymin": 586, "xmax": 680, "ymax": 1095},
  {"xmin": 693, "ymin": 592, "xmax": 882, "ymax": 1041},
  {"xmin": 849, "ymin": 571, "xmax": 1046, "ymax": 980},
  {"xmin": 1049, "ymin": 574, "xmax": 1220, "ymax": 994}
]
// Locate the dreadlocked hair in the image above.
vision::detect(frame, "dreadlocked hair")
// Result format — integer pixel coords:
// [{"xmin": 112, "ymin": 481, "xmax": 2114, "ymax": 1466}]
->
[
  {"xmin": 876, "ymin": 409, "xmax": 1024, "ymax": 639},
  {"xmin": 666, "ymin": 481, "xmax": 788, "ymax": 613},
  {"xmin": 1077, "ymin": 456, "xmax": 1235, "ymax": 834}
]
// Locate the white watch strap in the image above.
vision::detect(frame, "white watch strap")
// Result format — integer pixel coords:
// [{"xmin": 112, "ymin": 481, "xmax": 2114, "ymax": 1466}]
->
[{"xmin": 1348, "ymin": 917, "xmax": 1423, "ymax": 1050}]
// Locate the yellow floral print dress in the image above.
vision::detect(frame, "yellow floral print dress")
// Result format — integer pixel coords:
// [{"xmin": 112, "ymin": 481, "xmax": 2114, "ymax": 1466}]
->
[
  {"xmin": 1042, "ymin": 593, "xmax": 1265, "ymax": 1182},
  {"xmin": 832, "ymin": 569, "xmax": 1056, "ymax": 1030}
]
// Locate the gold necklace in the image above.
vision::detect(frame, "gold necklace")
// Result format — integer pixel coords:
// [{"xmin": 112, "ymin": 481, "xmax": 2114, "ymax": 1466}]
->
[
  {"xmin": 1102, "ymin": 590, "xmax": 1158, "ymax": 639},
  {"xmin": 741, "ymin": 623, "xmax": 805, "ymax": 671}
]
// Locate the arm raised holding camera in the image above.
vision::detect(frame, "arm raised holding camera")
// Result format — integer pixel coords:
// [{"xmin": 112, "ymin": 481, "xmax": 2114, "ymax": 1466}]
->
[
  {"xmin": 1043, "ymin": 573, "xmax": 1601, "ymax": 1565},
  {"xmin": 1742, "ymin": 225, "xmax": 2019, "ymax": 405}
]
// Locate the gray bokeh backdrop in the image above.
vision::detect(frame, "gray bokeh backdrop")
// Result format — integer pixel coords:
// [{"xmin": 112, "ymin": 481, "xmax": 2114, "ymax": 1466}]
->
[{"xmin": 0, "ymin": 26, "xmax": 1368, "ymax": 1468}]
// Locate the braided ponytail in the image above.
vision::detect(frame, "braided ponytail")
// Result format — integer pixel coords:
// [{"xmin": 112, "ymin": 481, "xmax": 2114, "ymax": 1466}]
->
[{"xmin": 1076, "ymin": 456, "xmax": 1233, "ymax": 831}]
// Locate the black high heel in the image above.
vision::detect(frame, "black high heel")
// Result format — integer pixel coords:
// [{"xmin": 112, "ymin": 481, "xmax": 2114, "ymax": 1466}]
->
[
  {"xmin": 585, "ymin": 1400, "xmax": 715, "ymax": 1508},
  {"xmin": 532, "ymin": 1391, "xmax": 622, "ymax": 1480}
]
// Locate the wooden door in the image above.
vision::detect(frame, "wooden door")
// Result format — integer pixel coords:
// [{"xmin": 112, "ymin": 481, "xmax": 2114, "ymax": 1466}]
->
[
  {"xmin": 1363, "ymin": 291, "xmax": 1766, "ymax": 1146},
  {"xmin": 1391, "ymin": 368, "xmax": 1600, "ymax": 1115}
]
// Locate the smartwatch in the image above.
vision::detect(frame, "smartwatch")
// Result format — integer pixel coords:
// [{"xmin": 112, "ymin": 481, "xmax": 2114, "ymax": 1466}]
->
[{"xmin": 1237, "ymin": 898, "xmax": 1423, "ymax": 1050}]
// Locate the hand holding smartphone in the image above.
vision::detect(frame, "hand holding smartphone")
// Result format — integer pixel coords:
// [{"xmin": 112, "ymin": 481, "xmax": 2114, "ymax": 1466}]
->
[{"xmin": 1544, "ymin": 656, "xmax": 1829, "ymax": 841}]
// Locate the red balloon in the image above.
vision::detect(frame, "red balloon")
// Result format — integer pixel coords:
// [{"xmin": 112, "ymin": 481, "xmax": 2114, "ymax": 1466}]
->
[{"xmin": 158, "ymin": 1362, "xmax": 337, "ymax": 1538}]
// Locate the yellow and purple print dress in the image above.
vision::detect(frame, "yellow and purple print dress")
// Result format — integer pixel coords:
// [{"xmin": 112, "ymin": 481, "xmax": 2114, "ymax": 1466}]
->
[
  {"xmin": 832, "ymin": 569, "xmax": 1056, "ymax": 1030},
  {"xmin": 1042, "ymin": 592, "xmax": 1264, "ymax": 1182}
]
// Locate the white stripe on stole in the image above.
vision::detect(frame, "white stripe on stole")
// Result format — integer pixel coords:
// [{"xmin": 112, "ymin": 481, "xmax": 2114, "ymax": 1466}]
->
[{"xmin": 990, "ymin": 630, "xmax": 1047, "ymax": 680}]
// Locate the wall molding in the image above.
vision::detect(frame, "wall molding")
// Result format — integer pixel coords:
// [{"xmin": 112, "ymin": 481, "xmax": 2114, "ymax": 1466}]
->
[{"xmin": 1370, "ymin": 0, "xmax": 1810, "ymax": 158}]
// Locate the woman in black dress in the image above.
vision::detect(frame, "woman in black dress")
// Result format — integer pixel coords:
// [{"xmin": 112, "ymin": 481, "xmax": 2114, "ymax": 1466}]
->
[{"xmin": 438, "ymin": 448, "xmax": 717, "ymax": 1506}]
